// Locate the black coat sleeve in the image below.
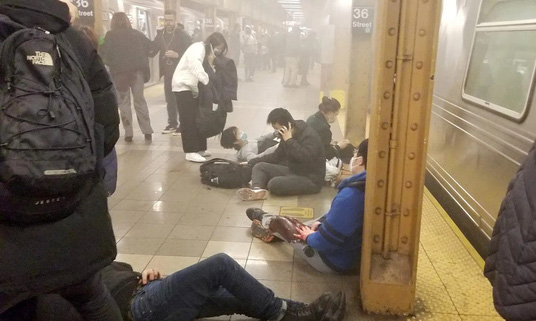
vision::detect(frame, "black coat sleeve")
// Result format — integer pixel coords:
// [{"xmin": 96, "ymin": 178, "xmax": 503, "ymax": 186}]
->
[{"xmin": 66, "ymin": 28, "xmax": 120, "ymax": 156}]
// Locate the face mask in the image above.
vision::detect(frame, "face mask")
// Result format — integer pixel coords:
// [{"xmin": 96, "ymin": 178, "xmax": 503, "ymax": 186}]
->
[
  {"xmin": 349, "ymin": 156, "xmax": 363, "ymax": 174},
  {"xmin": 240, "ymin": 132, "xmax": 248, "ymax": 141}
]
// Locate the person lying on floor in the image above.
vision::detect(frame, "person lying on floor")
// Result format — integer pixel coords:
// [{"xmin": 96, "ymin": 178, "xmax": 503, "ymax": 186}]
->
[
  {"xmin": 33, "ymin": 253, "xmax": 346, "ymax": 321},
  {"xmin": 237, "ymin": 108, "xmax": 326, "ymax": 201},
  {"xmin": 245, "ymin": 139, "xmax": 368, "ymax": 274},
  {"xmin": 220, "ymin": 126, "xmax": 279, "ymax": 162}
]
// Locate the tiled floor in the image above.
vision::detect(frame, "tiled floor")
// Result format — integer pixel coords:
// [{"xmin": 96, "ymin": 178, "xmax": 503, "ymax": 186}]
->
[{"xmin": 108, "ymin": 64, "xmax": 502, "ymax": 320}]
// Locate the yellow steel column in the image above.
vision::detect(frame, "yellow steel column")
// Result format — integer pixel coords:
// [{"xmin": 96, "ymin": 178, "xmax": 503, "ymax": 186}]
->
[{"xmin": 360, "ymin": 0, "xmax": 441, "ymax": 314}]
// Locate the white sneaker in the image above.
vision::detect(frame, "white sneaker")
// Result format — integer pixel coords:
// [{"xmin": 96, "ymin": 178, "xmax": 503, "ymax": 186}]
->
[
  {"xmin": 199, "ymin": 150, "xmax": 211, "ymax": 157},
  {"xmin": 185, "ymin": 153, "xmax": 206, "ymax": 163}
]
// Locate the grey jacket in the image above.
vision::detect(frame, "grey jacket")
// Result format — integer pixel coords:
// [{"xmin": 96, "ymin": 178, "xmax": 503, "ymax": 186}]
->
[{"xmin": 484, "ymin": 139, "xmax": 536, "ymax": 320}]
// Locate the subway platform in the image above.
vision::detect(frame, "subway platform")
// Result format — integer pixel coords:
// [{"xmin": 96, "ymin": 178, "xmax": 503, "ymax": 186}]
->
[{"xmin": 108, "ymin": 64, "xmax": 503, "ymax": 320}]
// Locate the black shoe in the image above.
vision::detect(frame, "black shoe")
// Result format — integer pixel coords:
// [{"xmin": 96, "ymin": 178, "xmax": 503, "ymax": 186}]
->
[
  {"xmin": 246, "ymin": 208, "xmax": 266, "ymax": 221},
  {"xmin": 281, "ymin": 292, "xmax": 346, "ymax": 321},
  {"xmin": 144, "ymin": 134, "xmax": 152, "ymax": 141}
]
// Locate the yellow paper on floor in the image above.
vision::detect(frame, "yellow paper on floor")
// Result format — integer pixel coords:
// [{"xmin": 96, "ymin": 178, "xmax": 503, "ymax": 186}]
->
[{"xmin": 279, "ymin": 207, "xmax": 314, "ymax": 219}]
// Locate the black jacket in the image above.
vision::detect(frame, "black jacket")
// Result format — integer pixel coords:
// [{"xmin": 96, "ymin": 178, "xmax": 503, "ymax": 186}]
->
[
  {"xmin": 150, "ymin": 26, "xmax": 191, "ymax": 79},
  {"xmin": 0, "ymin": 0, "xmax": 119, "ymax": 312},
  {"xmin": 484, "ymin": 139, "xmax": 536, "ymax": 320},
  {"xmin": 249, "ymin": 120, "xmax": 326, "ymax": 186},
  {"xmin": 306, "ymin": 111, "xmax": 339, "ymax": 160},
  {"xmin": 101, "ymin": 28, "xmax": 152, "ymax": 75}
]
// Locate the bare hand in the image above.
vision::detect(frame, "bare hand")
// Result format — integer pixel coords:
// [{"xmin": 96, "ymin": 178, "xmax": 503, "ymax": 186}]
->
[
  {"xmin": 279, "ymin": 123, "xmax": 293, "ymax": 141},
  {"xmin": 337, "ymin": 139, "xmax": 351, "ymax": 149},
  {"xmin": 311, "ymin": 221, "xmax": 321, "ymax": 231},
  {"xmin": 140, "ymin": 268, "xmax": 162, "ymax": 285},
  {"xmin": 165, "ymin": 50, "xmax": 179, "ymax": 58},
  {"xmin": 207, "ymin": 52, "xmax": 216, "ymax": 66},
  {"xmin": 294, "ymin": 225, "xmax": 315, "ymax": 242}
]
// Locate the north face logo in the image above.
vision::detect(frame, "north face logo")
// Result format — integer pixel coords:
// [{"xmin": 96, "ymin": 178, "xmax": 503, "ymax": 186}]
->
[{"xmin": 27, "ymin": 51, "xmax": 53, "ymax": 66}]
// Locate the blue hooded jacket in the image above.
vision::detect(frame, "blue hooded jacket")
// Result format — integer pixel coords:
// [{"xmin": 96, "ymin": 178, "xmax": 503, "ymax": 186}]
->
[{"xmin": 307, "ymin": 171, "xmax": 366, "ymax": 273}]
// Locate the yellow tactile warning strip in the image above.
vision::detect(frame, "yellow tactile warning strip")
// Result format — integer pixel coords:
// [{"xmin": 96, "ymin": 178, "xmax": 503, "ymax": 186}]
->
[
  {"xmin": 413, "ymin": 192, "xmax": 503, "ymax": 320},
  {"xmin": 279, "ymin": 207, "xmax": 314, "ymax": 219},
  {"xmin": 424, "ymin": 188, "xmax": 485, "ymax": 269}
]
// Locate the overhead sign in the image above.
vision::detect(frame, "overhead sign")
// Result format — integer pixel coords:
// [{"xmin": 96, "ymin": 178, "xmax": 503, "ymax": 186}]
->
[
  {"xmin": 352, "ymin": 7, "xmax": 374, "ymax": 35},
  {"xmin": 73, "ymin": 0, "xmax": 95, "ymax": 25}
]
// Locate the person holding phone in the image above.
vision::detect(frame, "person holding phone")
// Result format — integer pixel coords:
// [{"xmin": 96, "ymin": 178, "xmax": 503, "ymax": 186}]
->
[
  {"xmin": 237, "ymin": 108, "xmax": 325, "ymax": 200},
  {"xmin": 172, "ymin": 33, "xmax": 227, "ymax": 162}
]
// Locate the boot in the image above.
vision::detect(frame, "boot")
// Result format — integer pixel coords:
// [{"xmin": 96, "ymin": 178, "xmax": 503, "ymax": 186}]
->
[
  {"xmin": 280, "ymin": 292, "xmax": 346, "ymax": 321},
  {"xmin": 246, "ymin": 207, "xmax": 267, "ymax": 221}
]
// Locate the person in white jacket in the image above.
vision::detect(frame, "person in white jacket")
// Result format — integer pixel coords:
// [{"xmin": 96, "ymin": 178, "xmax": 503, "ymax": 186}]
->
[{"xmin": 172, "ymin": 33, "xmax": 227, "ymax": 162}]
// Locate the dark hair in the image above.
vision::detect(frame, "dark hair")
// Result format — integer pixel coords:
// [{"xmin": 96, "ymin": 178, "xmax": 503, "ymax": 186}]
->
[
  {"xmin": 356, "ymin": 138, "xmax": 368, "ymax": 168},
  {"xmin": 78, "ymin": 25, "xmax": 99, "ymax": 49},
  {"xmin": 267, "ymin": 108, "xmax": 296, "ymax": 127},
  {"xmin": 318, "ymin": 96, "xmax": 341, "ymax": 113},
  {"xmin": 220, "ymin": 127, "xmax": 239, "ymax": 149},
  {"xmin": 205, "ymin": 32, "xmax": 228, "ymax": 56},
  {"xmin": 111, "ymin": 12, "xmax": 131, "ymax": 30},
  {"xmin": 164, "ymin": 9, "xmax": 176, "ymax": 16}
]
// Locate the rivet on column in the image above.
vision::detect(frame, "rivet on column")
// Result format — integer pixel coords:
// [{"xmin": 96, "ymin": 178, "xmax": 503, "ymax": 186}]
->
[
  {"xmin": 419, "ymin": 29, "xmax": 426, "ymax": 37},
  {"xmin": 378, "ymin": 180, "xmax": 385, "ymax": 188},
  {"xmin": 413, "ymin": 93, "xmax": 421, "ymax": 101},
  {"xmin": 374, "ymin": 235, "xmax": 381, "ymax": 243},
  {"xmin": 383, "ymin": 92, "xmax": 391, "ymax": 99},
  {"xmin": 411, "ymin": 123, "xmax": 418, "ymax": 131},
  {"xmin": 375, "ymin": 207, "xmax": 382, "ymax": 215},
  {"xmin": 405, "ymin": 181, "xmax": 413, "ymax": 188},
  {"xmin": 401, "ymin": 236, "xmax": 408, "ymax": 244},
  {"xmin": 388, "ymin": 28, "xmax": 397, "ymax": 36},
  {"xmin": 386, "ymin": 60, "xmax": 394, "ymax": 68},
  {"xmin": 403, "ymin": 209, "xmax": 410, "ymax": 217},
  {"xmin": 379, "ymin": 151, "xmax": 387, "ymax": 158},
  {"xmin": 416, "ymin": 61, "xmax": 423, "ymax": 69},
  {"xmin": 408, "ymin": 152, "xmax": 416, "ymax": 160},
  {"xmin": 382, "ymin": 122, "xmax": 389, "ymax": 129}
]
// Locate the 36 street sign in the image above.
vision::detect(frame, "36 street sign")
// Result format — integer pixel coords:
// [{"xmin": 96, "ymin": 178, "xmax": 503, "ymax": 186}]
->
[
  {"xmin": 73, "ymin": 0, "xmax": 95, "ymax": 25},
  {"xmin": 352, "ymin": 7, "xmax": 374, "ymax": 35}
]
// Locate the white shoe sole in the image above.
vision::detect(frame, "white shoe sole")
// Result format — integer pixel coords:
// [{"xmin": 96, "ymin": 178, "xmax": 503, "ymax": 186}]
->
[{"xmin": 237, "ymin": 188, "xmax": 268, "ymax": 201}]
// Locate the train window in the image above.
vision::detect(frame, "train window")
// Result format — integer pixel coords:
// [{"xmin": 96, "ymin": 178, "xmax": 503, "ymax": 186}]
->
[
  {"xmin": 463, "ymin": 0, "xmax": 536, "ymax": 121},
  {"xmin": 479, "ymin": 0, "xmax": 536, "ymax": 24}
]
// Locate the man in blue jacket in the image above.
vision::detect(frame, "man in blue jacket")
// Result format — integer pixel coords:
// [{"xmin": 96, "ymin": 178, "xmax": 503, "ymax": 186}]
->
[{"xmin": 246, "ymin": 139, "xmax": 368, "ymax": 274}]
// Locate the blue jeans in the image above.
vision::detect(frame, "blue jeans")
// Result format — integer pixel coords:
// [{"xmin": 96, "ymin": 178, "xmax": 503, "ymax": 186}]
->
[{"xmin": 130, "ymin": 254, "xmax": 283, "ymax": 321}]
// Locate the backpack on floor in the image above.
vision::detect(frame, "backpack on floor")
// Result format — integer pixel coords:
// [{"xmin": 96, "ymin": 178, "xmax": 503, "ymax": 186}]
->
[
  {"xmin": 0, "ymin": 21, "xmax": 97, "ymax": 224},
  {"xmin": 200, "ymin": 158, "xmax": 252, "ymax": 188}
]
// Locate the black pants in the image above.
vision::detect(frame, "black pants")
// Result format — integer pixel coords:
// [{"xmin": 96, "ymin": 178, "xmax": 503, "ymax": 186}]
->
[
  {"xmin": 164, "ymin": 71, "xmax": 178, "ymax": 128},
  {"xmin": 1, "ymin": 273, "xmax": 122, "ymax": 321},
  {"xmin": 175, "ymin": 91, "xmax": 207, "ymax": 153}
]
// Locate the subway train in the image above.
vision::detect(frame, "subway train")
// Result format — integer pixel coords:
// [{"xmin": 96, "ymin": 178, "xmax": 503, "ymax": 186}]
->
[{"xmin": 426, "ymin": 0, "xmax": 536, "ymax": 256}]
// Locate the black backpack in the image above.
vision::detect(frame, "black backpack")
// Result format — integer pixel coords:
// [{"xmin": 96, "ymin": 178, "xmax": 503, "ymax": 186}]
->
[
  {"xmin": 200, "ymin": 158, "xmax": 252, "ymax": 188},
  {"xmin": 0, "ymin": 22, "xmax": 97, "ymax": 224}
]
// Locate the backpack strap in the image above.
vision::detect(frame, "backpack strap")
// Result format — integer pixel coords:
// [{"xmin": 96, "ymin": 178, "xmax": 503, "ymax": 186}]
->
[{"xmin": 347, "ymin": 178, "xmax": 366, "ymax": 192}]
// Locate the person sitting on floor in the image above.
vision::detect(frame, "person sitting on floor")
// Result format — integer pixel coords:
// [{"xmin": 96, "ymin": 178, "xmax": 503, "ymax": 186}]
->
[
  {"xmin": 237, "ymin": 108, "xmax": 325, "ymax": 201},
  {"xmin": 245, "ymin": 139, "xmax": 368, "ymax": 274},
  {"xmin": 220, "ymin": 126, "xmax": 279, "ymax": 162},
  {"xmin": 34, "ymin": 254, "xmax": 346, "ymax": 321},
  {"xmin": 306, "ymin": 96, "xmax": 355, "ymax": 164}
]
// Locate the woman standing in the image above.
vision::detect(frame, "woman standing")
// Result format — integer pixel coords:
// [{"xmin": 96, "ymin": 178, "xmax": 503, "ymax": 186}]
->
[
  {"xmin": 172, "ymin": 33, "xmax": 228, "ymax": 162},
  {"xmin": 101, "ymin": 12, "xmax": 154, "ymax": 142}
]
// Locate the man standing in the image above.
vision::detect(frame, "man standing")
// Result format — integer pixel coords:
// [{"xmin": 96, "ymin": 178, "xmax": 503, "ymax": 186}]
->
[
  {"xmin": 241, "ymin": 25, "xmax": 257, "ymax": 82},
  {"xmin": 151, "ymin": 10, "xmax": 191, "ymax": 135},
  {"xmin": 0, "ymin": 0, "xmax": 121, "ymax": 320}
]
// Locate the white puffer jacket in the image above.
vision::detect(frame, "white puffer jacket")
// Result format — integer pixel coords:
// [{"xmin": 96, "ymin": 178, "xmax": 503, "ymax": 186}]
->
[{"xmin": 172, "ymin": 42, "xmax": 209, "ymax": 97}]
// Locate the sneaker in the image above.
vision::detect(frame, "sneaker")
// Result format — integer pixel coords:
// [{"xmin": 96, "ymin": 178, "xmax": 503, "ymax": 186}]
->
[
  {"xmin": 237, "ymin": 188, "xmax": 268, "ymax": 201},
  {"xmin": 185, "ymin": 152, "xmax": 206, "ymax": 163},
  {"xmin": 172, "ymin": 127, "xmax": 181, "ymax": 136},
  {"xmin": 281, "ymin": 292, "xmax": 346, "ymax": 321},
  {"xmin": 251, "ymin": 219, "xmax": 275, "ymax": 242},
  {"xmin": 162, "ymin": 125, "xmax": 177, "ymax": 134},
  {"xmin": 246, "ymin": 208, "xmax": 267, "ymax": 221},
  {"xmin": 144, "ymin": 134, "xmax": 152, "ymax": 141},
  {"xmin": 199, "ymin": 150, "xmax": 211, "ymax": 157}
]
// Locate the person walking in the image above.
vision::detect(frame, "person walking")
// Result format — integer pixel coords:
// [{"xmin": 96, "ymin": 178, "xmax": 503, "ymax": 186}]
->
[
  {"xmin": 101, "ymin": 12, "xmax": 154, "ymax": 142},
  {"xmin": 282, "ymin": 27, "xmax": 301, "ymax": 88},
  {"xmin": 172, "ymin": 33, "xmax": 228, "ymax": 162},
  {"xmin": 241, "ymin": 25, "xmax": 257, "ymax": 82},
  {"xmin": 151, "ymin": 10, "xmax": 191, "ymax": 136},
  {"xmin": 0, "ymin": 0, "xmax": 121, "ymax": 320}
]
